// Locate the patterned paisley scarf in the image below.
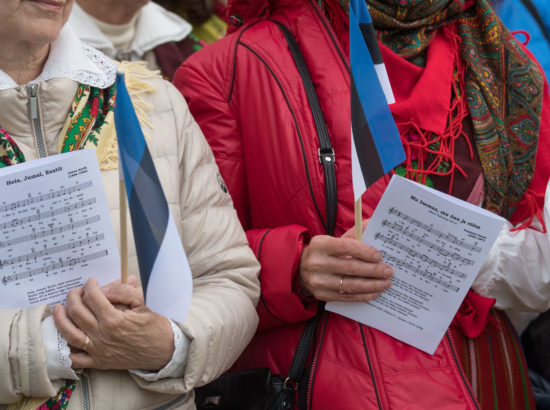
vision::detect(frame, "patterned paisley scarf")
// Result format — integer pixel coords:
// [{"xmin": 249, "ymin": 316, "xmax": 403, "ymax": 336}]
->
[
  {"xmin": 0, "ymin": 83, "xmax": 117, "ymax": 169},
  {"xmin": 366, "ymin": 0, "xmax": 544, "ymax": 220}
]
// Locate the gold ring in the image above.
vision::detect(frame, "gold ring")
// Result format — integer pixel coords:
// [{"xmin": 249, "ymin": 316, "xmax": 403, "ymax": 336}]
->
[
  {"xmin": 338, "ymin": 277, "xmax": 345, "ymax": 295},
  {"xmin": 82, "ymin": 335, "xmax": 90, "ymax": 351}
]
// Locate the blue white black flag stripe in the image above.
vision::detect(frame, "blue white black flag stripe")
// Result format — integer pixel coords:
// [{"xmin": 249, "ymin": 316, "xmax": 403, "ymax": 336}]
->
[
  {"xmin": 350, "ymin": 0, "xmax": 404, "ymax": 198},
  {"xmin": 115, "ymin": 73, "xmax": 192, "ymax": 323},
  {"xmin": 353, "ymin": 0, "xmax": 395, "ymax": 104}
]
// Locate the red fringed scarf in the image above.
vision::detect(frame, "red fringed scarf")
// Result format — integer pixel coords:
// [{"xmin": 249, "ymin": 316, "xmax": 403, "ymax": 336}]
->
[{"xmin": 367, "ymin": 0, "xmax": 550, "ymax": 231}]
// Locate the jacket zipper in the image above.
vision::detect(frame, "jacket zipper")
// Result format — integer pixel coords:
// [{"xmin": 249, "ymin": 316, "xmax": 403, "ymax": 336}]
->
[
  {"xmin": 445, "ymin": 331, "xmax": 481, "ymax": 410},
  {"xmin": 81, "ymin": 372, "xmax": 91, "ymax": 410},
  {"xmin": 306, "ymin": 313, "xmax": 328, "ymax": 410},
  {"xmin": 27, "ymin": 84, "xmax": 47, "ymax": 158},
  {"xmin": 359, "ymin": 325, "xmax": 383, "ymax": 410},
  {"xmin": 306, "ymin": 0, "xmax": 350, "ymax": 73}
]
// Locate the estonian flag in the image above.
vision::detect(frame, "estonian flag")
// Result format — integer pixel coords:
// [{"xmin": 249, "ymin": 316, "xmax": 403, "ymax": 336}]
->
[
  {"xmin": 350, "ymin": 0, "xmax": 405, "ymax": 198},
  {"xmin": 115, "ymin": 73, "xmax": 192, "ymax": 323}
]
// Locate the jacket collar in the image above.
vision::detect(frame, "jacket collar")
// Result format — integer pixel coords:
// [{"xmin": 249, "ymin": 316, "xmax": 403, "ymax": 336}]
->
[
  {"xmin": 0, "ymin": 25, "xmax": 115, "ymax": 91},
  {"xmin": 68, "ymin": 2, "xmax": 192, "ymax": 60}
]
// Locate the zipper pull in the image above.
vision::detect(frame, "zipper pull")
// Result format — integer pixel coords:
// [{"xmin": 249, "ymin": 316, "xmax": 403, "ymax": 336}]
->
[{"xmin": 28, "ymin": 84, "xmax": 38, "ymax": 120}]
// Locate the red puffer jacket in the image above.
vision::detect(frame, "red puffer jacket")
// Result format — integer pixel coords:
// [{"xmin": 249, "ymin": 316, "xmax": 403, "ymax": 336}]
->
[{"xmin": 175, "ymin": 1, "xmax": 539, "ymax": 408}]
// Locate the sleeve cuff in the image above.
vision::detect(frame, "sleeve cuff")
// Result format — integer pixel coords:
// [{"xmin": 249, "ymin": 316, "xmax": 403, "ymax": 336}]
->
[
  {"xmin": 40, "ymin": 315, "xmax": 79, "ymax": 381},
  {"xmin": 130, "ymin": 319, "xmax": 190, "ymax": 381}
]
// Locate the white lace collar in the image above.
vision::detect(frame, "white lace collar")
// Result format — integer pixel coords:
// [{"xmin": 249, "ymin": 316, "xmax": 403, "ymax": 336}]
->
[
  {"xmin": 69, "ymin": 2, "xmax": 192, "ymax": 60},
  {"xmin": 0, "ymin": 25, "xmax": 116, "ymax": 91}
]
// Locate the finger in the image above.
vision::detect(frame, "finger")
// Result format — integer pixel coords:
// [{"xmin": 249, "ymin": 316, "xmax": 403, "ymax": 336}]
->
[
  {"xmin": 315, "ymin": 289, "xmax": 385, "ymax": 303},
  {"xmin": 332, "ymin": 257, "xmax": 394, "ymax": 279},
  {"xmin": 65, "ymin": 287, "xmax": 98, "ymax": 333},
  {"xmin": 53, "ymin": 304, "xmax": 89, "ymax": 351},
  {"xmin": 82, "ymin": 278, "xmax": 117, "ymax": 321},
  {"xmin": 312, "ymin": 236, "xmax": 383, "ymax": 262},
  {"xmin": 127, "ymin": 275, "xmax": 138, "ymax": 287},
  {"xmin": 70, "ymin": 351, "xmax": 96, "ymax": 370},
  {"xmin": 338, "ymin": 276, "xmax": 392, "ymax": 295},
  {"xmin": 302, "ymin": 271, "xmax": 392, "ymax": 298},
  {"xmin": 303, "ymin": 251, "xmax": 393, "ymax": 279},
  {"xmin": 101, "ymin": 275, "xmax": 139, "ymax": 295},
  {"xmin": 104, "ymin": 284, "xmax": 144, "ymax": 309}
]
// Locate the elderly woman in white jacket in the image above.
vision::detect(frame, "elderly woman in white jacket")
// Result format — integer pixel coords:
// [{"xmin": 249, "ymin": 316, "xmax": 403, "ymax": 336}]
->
[{"xmin": 0, "ymin": 0, "xmax": 259, "ymax": 409}]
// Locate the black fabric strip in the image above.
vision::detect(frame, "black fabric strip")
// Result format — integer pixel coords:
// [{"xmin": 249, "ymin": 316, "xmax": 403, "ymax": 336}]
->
[
  {"xmin": 273, "ymin": 21, "xmax": 338, "ymax": 236},
  {"xmin": 359, "ymin": 22, "xmax": 384, "ymax": 65},
  {"xmin": 129, "ymin": 147, "xmax": 169, "ymax": 294},
  {"xmin": 351, "ymin": 75, "xmax": 385, "ymax": 187},
  {"xmin": 288, "ymin": 304, "xmax": 325, "ymax": 381}
]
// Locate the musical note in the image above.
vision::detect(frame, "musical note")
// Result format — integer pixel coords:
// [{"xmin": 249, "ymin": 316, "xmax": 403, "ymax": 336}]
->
[
  {"xmin": 1, "ymin": 250, "xmax": 109, "ymax": 285},
  {"xmin": 0, "ymin": 198, "xmax": 97, "ymax": 230},
  {"xmin": 375, "ymin": 233, "xmax": 468, "ymax": 279},
  {"xmin": 0, "ymin": 181, "xmax": 93, "ymax": 212},
  {"xmin": 0, "ymin": 215, "xmax": 101, "ymax": 249},
  {"xmin": 380, "ymin": 220, "xmax": 475, "ymax": 266},
  {"xmin": 0, "ymin": 234, "xmax": 105, "ymax": 269},
  {"xmin": 386, "ymin": 208, "xmax": 482, "ymax": 252},
  {"xmin": 384, "ymin": 255, "xmax": 460, "ymax": 292}
]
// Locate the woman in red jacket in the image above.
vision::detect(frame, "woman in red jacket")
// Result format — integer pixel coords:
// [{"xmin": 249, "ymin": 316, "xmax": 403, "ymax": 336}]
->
[{"xmin": 175, "ymin": 0, "xmax": 550, "ymax": 408}]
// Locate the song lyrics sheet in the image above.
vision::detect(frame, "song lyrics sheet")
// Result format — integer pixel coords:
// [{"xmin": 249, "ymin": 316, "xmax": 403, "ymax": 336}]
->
[
  {"xmin": 327, "ymin": 175, "xmax": 505, "ymax": 354},
  {"xmin": 0, "ymin": 149, "xmax": 119, "ymax": 308}
]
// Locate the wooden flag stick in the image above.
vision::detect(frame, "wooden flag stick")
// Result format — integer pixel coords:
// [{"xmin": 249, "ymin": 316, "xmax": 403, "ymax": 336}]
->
[
  {"xmin": 354, "ymin": 198, "xmax": 362, "ymax": 241},
  {"xmin": 119, "ymin": 178, "xmax": 128, "ymax": 284}
]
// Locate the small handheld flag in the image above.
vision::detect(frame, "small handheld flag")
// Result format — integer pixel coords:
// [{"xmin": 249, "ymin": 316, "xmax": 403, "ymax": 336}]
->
[
  {"xmin": 350, "ymin": 0, "xmax": 405, "ymax": 197},
  {"xmin": 115, "ymin": 72, "xmax": 192, "ymax": 323}
]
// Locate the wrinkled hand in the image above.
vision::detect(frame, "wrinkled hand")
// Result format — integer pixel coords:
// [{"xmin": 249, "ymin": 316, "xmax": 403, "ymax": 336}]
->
[
  {"xmin": 299, "ymin": 219, "xmax": 393, "ymax": 302},
  {"xmin": 53, "ymin": 277, "xmax": 174, "ymax": 371}
]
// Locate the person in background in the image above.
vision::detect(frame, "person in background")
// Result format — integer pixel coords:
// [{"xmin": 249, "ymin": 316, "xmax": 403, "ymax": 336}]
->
[
  {"xmin": 177, "ymin": 0, "xmax": 550, "ymax": 408},
  {"xmin": 69, "ymin": 0, "xmax": 203, "ymax": 80},
  {"xmin": 156, "ymin": 0, "xmax": 228, "ymax": 44},
  {"xmin": 0, "ymin": 0, "xmax": 260, "ymax": 408}
]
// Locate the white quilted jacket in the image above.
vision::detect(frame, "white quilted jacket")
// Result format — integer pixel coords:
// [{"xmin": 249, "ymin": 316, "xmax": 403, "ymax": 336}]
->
[{"xmin": 0, "ymin": 72, "xmax": 260, "ymax": 409}]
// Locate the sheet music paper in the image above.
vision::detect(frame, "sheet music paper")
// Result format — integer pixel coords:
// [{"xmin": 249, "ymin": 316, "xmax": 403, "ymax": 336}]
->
[
  {"xmin": 0, "ymin": 149, "xmax": 119, "ymax": 308},
  {"xmin": 327, "ymin": 175, "xmax": 506, "ymax": 354}
]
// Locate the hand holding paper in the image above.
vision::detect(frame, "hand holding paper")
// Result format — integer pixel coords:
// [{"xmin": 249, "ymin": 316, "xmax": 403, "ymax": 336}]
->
[
  {"xmin": 299, "ymin": 233, "xmax": 393, "ymax": 303},
  {"xmin": 327, "ymin": 175, "xmax": 506, "ymax": 354},
  {"xmin": 53, "ymin": 277, "xmax": 175, "ymax": 371}
]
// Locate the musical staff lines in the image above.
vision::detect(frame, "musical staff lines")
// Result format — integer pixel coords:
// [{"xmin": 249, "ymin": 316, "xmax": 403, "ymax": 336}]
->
[
  {"xmin": 374, "ymin": 232, "xmax": 468, "ymax": 279},
  {"xmin": 381, "ymin": 220, "xmax": 474, "ymax": 266},
  {"xmin": 383, "ymin": 254, "xmax": 459, "ymax": 293},
  {"xmin": 0, "ymin": 234, "xmax": 105, "ymax": 269},
  {"xmin": 0, "ymin": 198, "xmax": 97, "ymax": 230},
  {"xmin": 388, "ymin": 207, "xmax": 482, "ymax": 252},
  {"xmin": 2, "ymin": 250, "xmax": 109, "ymax": 285},
  {"xmin": 0, "ymin": 181, "xmax": 93, "ymax": 212},
  {"xmin": 0, "ymin": 215, "xmax": 101, "ymax": 249}
]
